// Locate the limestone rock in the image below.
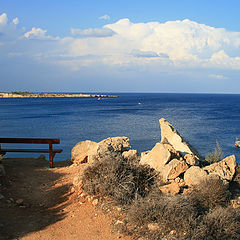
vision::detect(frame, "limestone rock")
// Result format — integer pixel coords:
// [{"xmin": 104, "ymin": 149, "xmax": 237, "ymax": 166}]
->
[
  {"xmin": 161, "ymin": 159, "xmax": 189, "ymax": 181},
  {"xmin": 159, "ymin": 118, "xmax": 199, "ymax": 158},
  {"xmin": 91, "ymin": 136, "xmax": 131, "ymax": 162},
  {"xmin": 159, "ymin": 182, "xmax": 180, "ymax": 196},
  {"xmin": 184, "ymin": 166, "xmax": 208, "ymax": 186},
  {"xmin": 184, "ymin": 153, "xmax": 199, "ymax": 166},
  {"xmin": 71, "ymin": 140, "xmax": 98, "ymax": 164},
  {"xmin": 203, "ymin": 155, "xmax": 237, "ymax": 181},
  {"xmin": 122, "ymin": 149, "xmax": 138, "ymax": 161},
  {"xmin": 140, "ymin": 142, "xmax": 172, "ymax": 171}
]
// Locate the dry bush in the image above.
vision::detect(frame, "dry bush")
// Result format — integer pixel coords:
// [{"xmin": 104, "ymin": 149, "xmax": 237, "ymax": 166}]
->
[
  {"xmin": 81, "ymin": 152, "xmax": 157, "ymax": 205},
  {"xmin": 123, "ymin": 191, "xmax": 199, "ymax": 239},
  {"xmin": 192, "ymin": 207, "xmax": 240, "ymax": 240},
  {"xmin": 189, "ymin": 178, "xmax": 230, "ymax": 212},
  {"xmin": 205, "ymin": 141, "xmax": 224, "ymax": 164},
  {"xmin": 229, "ymin": 165, "xmax": 240, "ymax": 198}
]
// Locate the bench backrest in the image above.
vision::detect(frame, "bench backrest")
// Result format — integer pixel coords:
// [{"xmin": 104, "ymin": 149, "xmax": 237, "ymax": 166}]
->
[{"xmin": 0, "ymin": 138, "xmax": 60, "ymax": 144}]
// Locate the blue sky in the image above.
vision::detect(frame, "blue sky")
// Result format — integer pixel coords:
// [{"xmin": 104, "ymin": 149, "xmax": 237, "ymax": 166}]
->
[{"xmin": 1, "ymin": 0, "xmax": 240, "ymax": 93}]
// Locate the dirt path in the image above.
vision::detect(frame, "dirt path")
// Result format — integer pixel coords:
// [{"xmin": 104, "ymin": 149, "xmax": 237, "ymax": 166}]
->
[{"xmin": 0, "ymin": 158, "xmax": 131, "ymax": 240}]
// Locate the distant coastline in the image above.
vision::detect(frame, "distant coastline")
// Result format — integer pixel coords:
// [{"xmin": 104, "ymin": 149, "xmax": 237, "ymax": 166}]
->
[{"xmin": 0, "ymin": 92, "xmax": 118, "ymax": 98}]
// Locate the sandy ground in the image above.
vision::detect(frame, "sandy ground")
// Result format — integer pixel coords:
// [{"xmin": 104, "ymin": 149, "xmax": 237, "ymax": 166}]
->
[{"xmin": 0, "ymin": 157, "xmax": 132, "ymax": 240}]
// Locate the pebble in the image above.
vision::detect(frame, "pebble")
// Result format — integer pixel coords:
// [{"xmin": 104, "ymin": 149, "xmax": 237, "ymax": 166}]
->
[
  {"xmin": 115, "ymin": 220, "xmax": 124, "ymax": 225},
  {"xmin": 16, "ymin": 199, "xmax": 24, "ymax": 205},
  {"xmin": 170, "ymin": 230, "xmax": 176, "ymax": 235},
  {"xmin": 92, "ymin": 199, "xmax": 98, "ymax": 206}
]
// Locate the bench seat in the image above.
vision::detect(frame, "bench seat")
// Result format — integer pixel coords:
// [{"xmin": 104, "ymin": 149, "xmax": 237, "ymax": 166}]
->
[{"xmin": 0, "ymin": 149, "xmax": 63, "ymax": 154}]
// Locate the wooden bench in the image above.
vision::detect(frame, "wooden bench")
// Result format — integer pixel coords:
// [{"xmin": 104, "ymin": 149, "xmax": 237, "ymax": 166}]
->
[{"xmin": 0, "ymin": 138, "xmax": 63, "ymax": 168}]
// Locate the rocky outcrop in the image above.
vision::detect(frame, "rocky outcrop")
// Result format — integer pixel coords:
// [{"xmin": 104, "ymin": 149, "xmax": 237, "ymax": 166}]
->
[
  {"xmin": 71, "ymin": 136, "xmax": 132, "ymax": 164},
  {"xmin": 71, "ymin": 140, "xmax": 98, "ymax": 164},
  {"xmin": 73, "ymin": 118, "xmax": 238, "ymax": 198},
  {"xmin": 140, "ymin": 118, "xmax": 199, "ymax": 184},
  {"xmin": 203, "ymin": 155, "xmax": 237, "ymax": 181},
  {"xmin": 159, "ymin": 118, "xmax": 199, "ymax": 158}
]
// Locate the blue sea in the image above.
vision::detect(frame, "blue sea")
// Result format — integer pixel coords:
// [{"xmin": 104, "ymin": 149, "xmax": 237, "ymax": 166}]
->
[{"xmin": 1, "ymin": 93, "xmax": 240, "ymax": 163}]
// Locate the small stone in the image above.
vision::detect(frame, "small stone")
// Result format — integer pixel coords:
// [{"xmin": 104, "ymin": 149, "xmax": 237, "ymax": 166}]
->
[
  {"xmin": 115, "ymin": 220, "xmax": 124, "ymax": 225},
  {"xmin": 69, "ymin": 187, "xmax": 75, "ymax": 194},
  {"xmin": 175, "ymin": 177, "xmax": 181, "ymax": 183},
  {"xmin": 92, "ymin": 199, "xmax": 98, "ymax": 206},
  {"xmin": 116, "ymin": 206, "xmax": 122, "ymax": 212},
  {"xmin": 87, "ymin": 196, "xmax": 93, "ymax": 202},
  {"xmin": 80, "ymin": 192, "xmax": 87, "ymax": 198},
  {"xmin": 170, "ymin": 230, "xmax": 176, "ymax": 235},
  {"xmin": 231, "ymin": 199, "xmax": 240, "ymax": 209},
  {"xmin": 16, "ymin": 199, "xmax": 24, "ymax": 205},
  {"xmin": 148, "ymin": 223, "xmax": 160, "ymax": 231}
]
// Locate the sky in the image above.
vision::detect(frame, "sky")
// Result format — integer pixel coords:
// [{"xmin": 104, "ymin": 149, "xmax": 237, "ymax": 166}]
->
[{"xmin": 1, "ymin": 0, "xmax": 240, "ymax": 93}]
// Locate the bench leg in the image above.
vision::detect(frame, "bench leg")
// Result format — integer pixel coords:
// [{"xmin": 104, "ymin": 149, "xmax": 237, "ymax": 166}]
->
[{"xmin": 49, "ymin": 144, "xmax": 53, "ymax": 168}]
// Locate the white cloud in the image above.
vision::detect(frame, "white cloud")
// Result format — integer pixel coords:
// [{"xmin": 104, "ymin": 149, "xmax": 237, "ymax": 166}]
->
[
  {"xmin": 209, "ymin": 74, "xmax": 228, "ymax": 79},
  {"xmin": 63, "ymin": 18, "xmax": 239, "ymax": 70},
  {"xmin": 1, "ymin": 12, "xmax": 240, "ymax": 75},
  {"xmin": 24, "ymin": 27, "xmax": 59, "ymax": 40},
  {"xmin": 70, "ymin": 27, "xmax": 115, "ymax": 38},
  {"xmin": 131, "ymin": 49, "xmax": 169, "ymax": 58},
  {"xmin": 0, "ymin": 13, "xmax": 7, "ymax": 26},
  {"xmin": 99, "ymin": 14, "xmax": 110, "ymax": 20},
  {"xmin": 12, "ymin": 17, "xmax": 19, "ymax": 25}
]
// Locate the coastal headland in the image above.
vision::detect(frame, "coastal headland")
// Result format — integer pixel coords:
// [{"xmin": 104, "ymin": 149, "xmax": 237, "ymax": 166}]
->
[{"xmin": 0, "ymin": 92, "xmax": 118, "ymax": 98}]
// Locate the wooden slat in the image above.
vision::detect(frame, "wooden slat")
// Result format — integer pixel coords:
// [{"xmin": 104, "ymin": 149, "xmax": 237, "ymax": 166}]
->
[
  {"xmin": 0, "ymin": 138, "xmax": 60, "ymax": 144},
  {"xmin": 0, "ymin": 148, "xmax": 63, "ymax": 153}
]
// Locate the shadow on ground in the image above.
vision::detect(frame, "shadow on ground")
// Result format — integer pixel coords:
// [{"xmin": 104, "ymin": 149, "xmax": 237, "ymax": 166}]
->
[{"xmin": 0, "ymin": 157, "xmax": 72, "ymax": 240}]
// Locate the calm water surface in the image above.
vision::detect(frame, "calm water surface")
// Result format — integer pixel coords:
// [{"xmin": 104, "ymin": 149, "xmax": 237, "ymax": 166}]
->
[{"xmin": 0, "ymin": 93, "xmax": 240, "ymax": 163}]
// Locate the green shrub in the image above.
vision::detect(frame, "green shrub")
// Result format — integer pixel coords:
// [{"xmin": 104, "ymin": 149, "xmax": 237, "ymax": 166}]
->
[
  {"xmin": 205, "ymin": 141, "xmax": 224, "ymax": 164},
  {"xmin": 81, "ymin": 152, "xmax": 157, "ymax": 205},
  {"xmin": 192, "ymin": 207, "xmax": 240, "ymax": 240}
]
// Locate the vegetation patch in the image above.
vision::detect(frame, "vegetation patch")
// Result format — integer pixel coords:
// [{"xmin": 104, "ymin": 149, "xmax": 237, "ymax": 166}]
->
[
  {"xmin": 205, "ymin": 141, "xmax": 224, "ymax": 164},
  {"xmin": 81, "ymin": 151, "xmax": 240, "ymax": 240}
]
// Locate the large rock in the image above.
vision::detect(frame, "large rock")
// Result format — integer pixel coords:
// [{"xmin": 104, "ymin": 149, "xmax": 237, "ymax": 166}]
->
[
  {"xmin": 71, "ymin": 140, "xmax": 98, "ymax": 164},
  {"xmin": 184, "ymin": 166, "xmax": 208, "ymax": 186},
  {"xmin": 161, "ymin": 159, "xmax": 189, "ymax": 181},
  {"xmin": 140, "ymin": 142, "xmax": 172, "ymax": 171},
  {"xmin": 203, "ymin": 155, "xmax": 237, "ymax": 181},
  {"xmin": 159, "ymin": 118, "xmax": 199, "ymax": 158},
  {"xmin": 89, "ymin": 136, "xmax": 131, "ymax": 162}
]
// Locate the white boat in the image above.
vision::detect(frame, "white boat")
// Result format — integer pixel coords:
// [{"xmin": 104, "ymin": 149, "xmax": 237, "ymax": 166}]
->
[{"xmin": 235, "ymin": 138, "xmax": 240, "ymax": 148}]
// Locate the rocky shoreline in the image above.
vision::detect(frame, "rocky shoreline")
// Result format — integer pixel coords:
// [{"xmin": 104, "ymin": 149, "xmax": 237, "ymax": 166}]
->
[{"xmin": 0, "ymin": 92, "xmax": 118, "ymax": 98}]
